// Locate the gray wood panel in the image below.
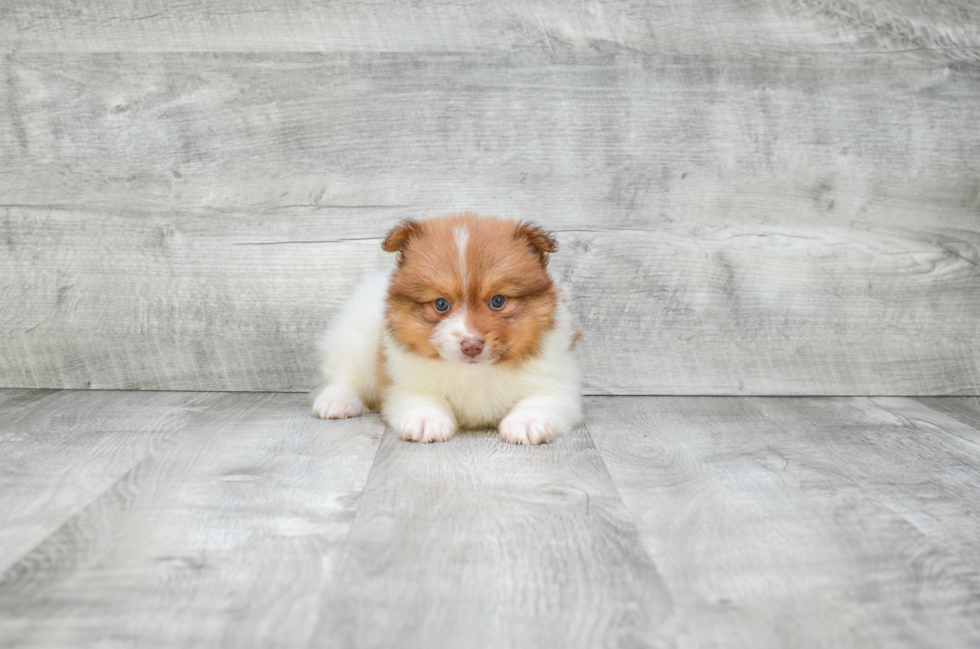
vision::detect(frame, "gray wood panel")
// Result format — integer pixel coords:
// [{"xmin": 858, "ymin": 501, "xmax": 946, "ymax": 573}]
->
[
  {"xmin": 3, "ymin": 390, "xmax": 980, "ymax": 647},
  {"xmin": 316, "ymin": 425, "xmax": 673, "ymax": 649},
  {"xmin": 5, "ymin": 53, "xmax": 980, "ymax": 217},
  {"xmin": 587, "ymin": 396, "xmax": 980, "ymax": 648},
  {"xmin": 0, "ymin": 389, "xmax": 56, "ymax": 411},
  {"xmin": 750, "ymin": 397, "xmax": 980, "ymax": 583},
  {"xmin": 3, "ymin": 0, "xmax": 979, "ymax": 59},
  {"xmin": 0, "ymin": 392, "xmax": 384, "ymax": 648},
  {"xmin": 0, "ymin": 389, "xmax": 221, "ymax": 573},
  {"xmin": 2, "ymin": 47, "xmax": 979, "ymax": 394},
  {"xmin": 916, "ymin": 397, "xmax": 980, "ymax": 430}
]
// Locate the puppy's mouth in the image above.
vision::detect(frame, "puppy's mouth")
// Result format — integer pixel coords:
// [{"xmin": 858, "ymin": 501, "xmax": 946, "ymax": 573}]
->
[{"xmin": 451, "ymin": 351, "xmax": 498, "ymax": 365}]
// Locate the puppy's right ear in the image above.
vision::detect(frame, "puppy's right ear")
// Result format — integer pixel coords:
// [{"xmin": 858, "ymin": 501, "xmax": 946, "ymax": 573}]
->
[{"xmin": 382, "ymin": 219, "xmax": 423, "ymax": 253}]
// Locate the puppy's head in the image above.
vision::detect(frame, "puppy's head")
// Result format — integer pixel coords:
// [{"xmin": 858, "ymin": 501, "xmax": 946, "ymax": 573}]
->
[{"xmin": 383, "ymin": 212, "xmax": 558, "ymax": 365}]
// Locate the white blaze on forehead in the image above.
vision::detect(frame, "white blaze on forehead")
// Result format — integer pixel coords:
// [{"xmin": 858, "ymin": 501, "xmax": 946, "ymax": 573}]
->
[{"xmin": 454, "ymin": 225, "xmax": 469, "ymax": 297}]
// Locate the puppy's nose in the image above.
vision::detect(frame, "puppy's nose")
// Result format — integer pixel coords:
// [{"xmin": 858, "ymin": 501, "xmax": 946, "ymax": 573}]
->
[{"xmin": 460, "ymin": 337, "xmax": 485, "ymax": 358}]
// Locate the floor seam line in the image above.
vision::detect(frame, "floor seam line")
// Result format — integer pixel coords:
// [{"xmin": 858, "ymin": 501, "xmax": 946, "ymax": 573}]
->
[
  {"xmin": 911, "ymin": 397, "xmax": 980, "ymax": 435},
  {"xmin": 0, "ymin": 391, "xmax": 230, "ymax": 578},
  {"xmin": 871, "ymin": 397, "xmax": 980, "ymax": 450},
  {"xmin": 312, "ymin": 420, "xmax": 391, "ymax": 614}
]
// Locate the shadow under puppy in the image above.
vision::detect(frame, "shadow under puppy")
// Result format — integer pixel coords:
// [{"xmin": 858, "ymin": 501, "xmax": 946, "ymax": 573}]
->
[{"xmin": 313, "ymin": 212, "xmax": 582, "ymax": 444}]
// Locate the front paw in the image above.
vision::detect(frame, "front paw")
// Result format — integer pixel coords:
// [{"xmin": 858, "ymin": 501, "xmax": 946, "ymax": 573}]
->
[
  {"xmin": 312, "ymin": 385, "xmax": 366, "ymax": 419},
  {"xmin": 499, "ymin": 410, "xmax": 555, "ymax": 445},
  {"xmin": 394, "ymin": 408, "xmax": 457, "ymax": 443}
]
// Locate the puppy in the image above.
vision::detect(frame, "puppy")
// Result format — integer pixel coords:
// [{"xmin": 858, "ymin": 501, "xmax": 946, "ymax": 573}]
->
[{"xmin": 312, "ymin": 212, "xmax": 582, "ymax": 444}]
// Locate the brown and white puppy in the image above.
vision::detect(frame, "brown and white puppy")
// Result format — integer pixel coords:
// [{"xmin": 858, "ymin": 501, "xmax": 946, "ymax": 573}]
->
[{"xmin": 313, "ymin": 212, "xmax": 581, "ymax": 444}]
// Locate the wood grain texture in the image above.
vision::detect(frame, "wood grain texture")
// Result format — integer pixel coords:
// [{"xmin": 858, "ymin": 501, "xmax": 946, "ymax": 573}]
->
[
  {"xmin": 2, "ymin": 47, "xmax": 979, "ymax": 394},
  {"xmin": 315, "ymin": 425, "xmax": 674, "ymax": 649},
  {"xmin": 750, "ymin": 397, "xmax": 980, "ymax": 585},
  {"xmin": 4, "ymin": 52, "xmax": 980, "ymax": 216},
  {"xmin": 0, "ymin": 392, "xmax": 384, "ymax": 648},
  {"xmin": 0, "ymin": 389, "xmax": 221, "ymax": 573},
  {"xmin": 916, "ymin": 397, "xmax": 980, "ymax": 430},
  {"xmin": 3, "ymin": 391, "xmax": 980, "ymax": 647},
  {"xmin": 587, "ymin": 396, "xmax": 980, "ymax": 648},
  {"xmin": 2, "ymin": 0, "xmax": 978, "ymax": 61}
]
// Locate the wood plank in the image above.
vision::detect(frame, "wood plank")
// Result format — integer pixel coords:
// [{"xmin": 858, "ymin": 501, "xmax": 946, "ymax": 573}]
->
[
  {"xmin": 4, "ymin": 0, "xmax": 977, "ymax": 55},
  {"xmin": 587, "ymin": 396, "xmax": 980, "ymax": 648},
  {"xmin": 0, "ymin": 392, "xmax": 384, "ymax": 648},
  {"xmin": 4, "ymin": 53, "xmax": 980, "ymax": 221},
  {"xmin": 749, "ymin": 397, "xmax": 980, "ymax": 557},
  {"xmin": 3, "ymin": 207, "xmax": 978, "ymax": 394},
  {"xmin": 314, "ymin": 425, "xmax": 673, "ymax": 649},
  {"xmin": 0, "ymin": 389, "xmax": 221, "ymax": 573},
  {"xmin": 2, "ymin": 51, "xmax": 979, "ymax": 394},
  {"xmin": 916, "ymin": 397, "xmax": 980, "ymax": 431},
  {"xmin": 0, "ymin": 389, "xmax": 56, "ymax": 411}
]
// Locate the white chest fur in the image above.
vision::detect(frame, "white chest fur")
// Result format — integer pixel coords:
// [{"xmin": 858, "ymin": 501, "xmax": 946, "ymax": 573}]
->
[{"xmin": 382, "ymin": 302, "xmax": 580, "ymax": 428}]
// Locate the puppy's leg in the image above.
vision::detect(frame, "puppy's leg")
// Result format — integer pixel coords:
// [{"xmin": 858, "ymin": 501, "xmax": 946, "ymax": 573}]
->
[
  {"xmin": 384, "ymin": 393, "xmax": 457, "ymax": 443},
  {"xmin": 312, "ymin": 273, "xmax": 389, "ymax": 420},
  {"xmin": 312, "ymin": 383, "xmax": 366, "ymax": 419},
  {"xmin": 499, "ymin": 394, "xmax": 582, "ymax": 445}
]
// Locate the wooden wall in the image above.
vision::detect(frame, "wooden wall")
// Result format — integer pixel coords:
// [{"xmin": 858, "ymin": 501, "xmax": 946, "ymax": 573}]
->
[{"xmin": 1, "ymin": 1, "xmax": 979, "ymax": 394}]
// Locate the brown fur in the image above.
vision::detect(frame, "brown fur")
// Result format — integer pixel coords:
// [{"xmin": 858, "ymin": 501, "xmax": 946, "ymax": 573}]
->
[
  {"xmin": 383, "ymin": 212, "xmax": 558, "ymax": 365},
  {"xmin": 374, "ymin": 344, "xmax": 390, "ymax": 408}
]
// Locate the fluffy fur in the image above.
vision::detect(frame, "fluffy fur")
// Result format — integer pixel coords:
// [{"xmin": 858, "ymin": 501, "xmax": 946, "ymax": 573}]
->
[{"xmin": 313, "ymin": 212, "xmax": 582, "ymax": 444}]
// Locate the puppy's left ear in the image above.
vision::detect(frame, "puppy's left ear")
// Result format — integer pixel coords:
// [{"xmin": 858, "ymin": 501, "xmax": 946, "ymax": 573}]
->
[
  {"xmin": 382, "ymin": 219, "xmax": 423, "ymax": 253},
  {"xmin": 516, "ymin": 221, "xmax": 558, "ymax": 265}
]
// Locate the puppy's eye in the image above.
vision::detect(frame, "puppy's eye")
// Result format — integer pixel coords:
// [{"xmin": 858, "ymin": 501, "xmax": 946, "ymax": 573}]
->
[
  {"xmin": 433, "ymin": 298, "xmax": 451, "ymax": 313},
  {"xmin": 489, "ymin": 294, "xmax": 506, "ymax": 310}
]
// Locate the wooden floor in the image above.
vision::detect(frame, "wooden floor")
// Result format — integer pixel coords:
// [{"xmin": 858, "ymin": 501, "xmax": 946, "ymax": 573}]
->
[{"xmin": 1, "ymin": 391, "xmax": 979, "ymax": 648}]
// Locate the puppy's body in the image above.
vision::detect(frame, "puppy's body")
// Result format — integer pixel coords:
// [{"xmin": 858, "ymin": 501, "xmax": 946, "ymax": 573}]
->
[{"xmin": 313, "ymin": 213, "xmax": 582, "ymax": 444}]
